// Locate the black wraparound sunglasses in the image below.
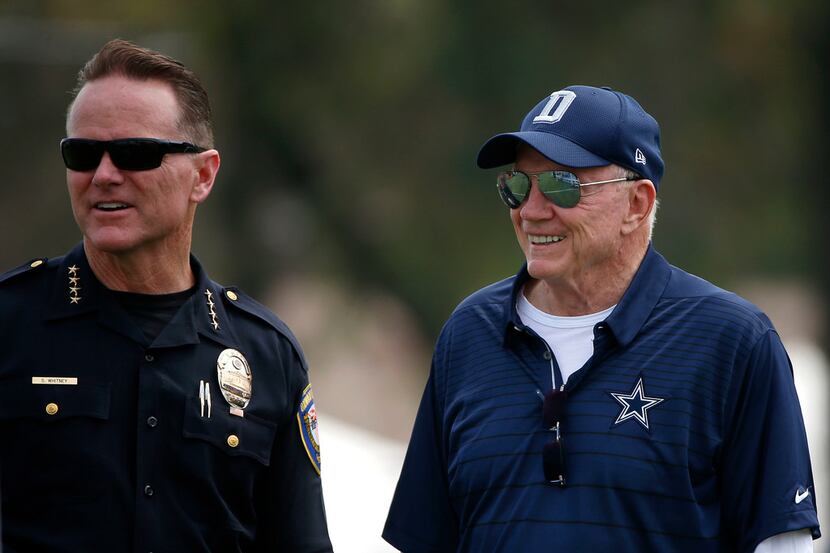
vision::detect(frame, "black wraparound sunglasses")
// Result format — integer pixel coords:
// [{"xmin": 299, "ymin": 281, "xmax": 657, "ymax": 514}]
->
[
  {"xmin": 542, "ymin": 387, "xmax": 568, "ymax": 487},
  {"xmin": 497, "ymin": 170, "xmax": 638, "ymax": 209},
  {"xmin": 60, "ymin": 138, "xmax": 207, "ymax": 172}
]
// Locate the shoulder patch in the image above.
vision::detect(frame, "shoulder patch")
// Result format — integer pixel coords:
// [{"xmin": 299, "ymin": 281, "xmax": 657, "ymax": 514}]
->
[
  {"xmin": 0, "ymin": 258, "xmax": 48, "ymax": 285},
  {"xmin": 296, "ymin": 384, "xmax": 321, "ymax": 475}
]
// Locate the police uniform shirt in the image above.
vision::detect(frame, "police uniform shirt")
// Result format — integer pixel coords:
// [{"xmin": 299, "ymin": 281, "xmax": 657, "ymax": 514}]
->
[
  {"xmin": 383, "ymin": 246, "xmax": 820, "ymax": 553},
  {"xmin": 0, "ymin": 243, "xmax": 333, "ymax": 553}
]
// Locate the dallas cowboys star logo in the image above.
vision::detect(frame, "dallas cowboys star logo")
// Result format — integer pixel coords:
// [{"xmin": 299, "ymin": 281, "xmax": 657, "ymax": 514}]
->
[{"xmin": 609, "ymin": 376, "xmax": 665, "ymax": 430}]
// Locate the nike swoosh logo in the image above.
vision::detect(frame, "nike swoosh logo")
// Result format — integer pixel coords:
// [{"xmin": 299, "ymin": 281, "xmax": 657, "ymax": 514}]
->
[{"xmin": 795, "ymin": 489, "xmax": 811, "ymax": 504}]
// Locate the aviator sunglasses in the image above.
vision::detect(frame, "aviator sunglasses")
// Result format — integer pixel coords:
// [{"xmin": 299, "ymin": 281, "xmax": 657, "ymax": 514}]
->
[
  {"xmin": 542, "ymin": 387, "xmax": 567, "ymax": 486},
  {"xmin": 497, "ymin": 170, "xmax": 638, "ymax": 209},
  {"xmin": 61, "ymin": 138, "xmax": 207, "ymax": 172}
]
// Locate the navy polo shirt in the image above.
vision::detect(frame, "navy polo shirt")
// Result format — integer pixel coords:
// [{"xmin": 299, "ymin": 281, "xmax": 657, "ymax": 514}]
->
[
  {"xmin": 384, "ymin": 246, "xmax": 820, "ymax": 553},
  {"xmin": 0, "ymin": 243, "xmax": 332, "ymax": 552}
]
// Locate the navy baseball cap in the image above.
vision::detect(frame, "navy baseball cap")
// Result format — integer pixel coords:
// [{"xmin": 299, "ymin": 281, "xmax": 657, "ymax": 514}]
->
[{"xmin": 476, "ymin": 85, "xmax": 664, "ymax": 187}]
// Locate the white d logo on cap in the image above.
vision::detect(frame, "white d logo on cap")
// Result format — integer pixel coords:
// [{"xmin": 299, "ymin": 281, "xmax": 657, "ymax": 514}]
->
[{"xmin": 533, "ymin": 90, "xmax": 577, "ymax": 124}]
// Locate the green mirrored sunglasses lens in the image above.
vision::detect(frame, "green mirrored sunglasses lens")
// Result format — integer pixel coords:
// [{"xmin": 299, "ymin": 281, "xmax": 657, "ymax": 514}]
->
[
  {"xmin": 536, "ymin": 171, "xmax": 581, "ymax": 208},
  {"xmin": 502, "ymin": 173, "xmax": 530, "ymax": 205}
]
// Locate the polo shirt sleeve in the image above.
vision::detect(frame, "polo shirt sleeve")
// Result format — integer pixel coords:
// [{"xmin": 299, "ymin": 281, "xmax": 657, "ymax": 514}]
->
[
  {"xmin": 384, "ymin": 359, "xmax": 459, "ymax": 553},
  {"xmin": 719, "ymin": 329, "xmax": 820, "ymax": 552},
  {"xmin": 254, "ymin": 338, "xmax": 333, "ymax": 553}
]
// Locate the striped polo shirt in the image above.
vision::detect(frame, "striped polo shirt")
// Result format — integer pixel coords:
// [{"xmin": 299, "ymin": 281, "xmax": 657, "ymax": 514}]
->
[{"xmin": 384, "ymin": 246, "xmax": 819, "ymax": 552}]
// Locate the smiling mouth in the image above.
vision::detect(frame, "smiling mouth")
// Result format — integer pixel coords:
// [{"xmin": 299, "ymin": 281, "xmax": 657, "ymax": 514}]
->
[
  {"xmin": 95, "ymin": 202, "xmax": 130, "ymax": 212},
  {"xmin": 528, "ymin": 234, "xmax": 565, "ymax": 245}
]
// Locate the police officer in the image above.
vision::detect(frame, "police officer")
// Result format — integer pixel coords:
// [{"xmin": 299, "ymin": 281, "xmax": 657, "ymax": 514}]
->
[{"xmin": 0, "ymin": 39, "xmax": 333, "ymax": 552}]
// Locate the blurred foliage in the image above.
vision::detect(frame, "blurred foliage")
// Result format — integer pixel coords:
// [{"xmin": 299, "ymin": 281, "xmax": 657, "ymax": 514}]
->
[{"xmin": 0, "ymin": 0, "xmax": 827, "ymax": 341}]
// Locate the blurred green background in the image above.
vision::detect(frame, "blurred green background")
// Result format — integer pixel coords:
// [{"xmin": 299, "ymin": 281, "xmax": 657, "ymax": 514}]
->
[{"xmin": 1, "ymin": 0, "xmax": 828, "ymax": 428}]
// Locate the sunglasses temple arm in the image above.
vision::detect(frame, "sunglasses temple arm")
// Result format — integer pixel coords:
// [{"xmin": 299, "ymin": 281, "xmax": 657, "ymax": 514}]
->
[{"xmin": 579, "ymin": 177, "xmax": 631, "ymax": 188}]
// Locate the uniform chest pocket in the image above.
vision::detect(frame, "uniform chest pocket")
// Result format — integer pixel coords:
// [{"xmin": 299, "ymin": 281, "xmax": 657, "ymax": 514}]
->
[
  {"xmin": 0, "ymin": 379, "xmax": 110, "ymax": 422},
  {"xmin": 182, "ymin": 395, "xmax": 277, "ymax": 466}
]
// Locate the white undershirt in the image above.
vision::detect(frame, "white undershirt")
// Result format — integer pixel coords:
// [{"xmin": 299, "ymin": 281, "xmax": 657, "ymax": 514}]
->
[
  {"xmin": 516, "ymin": 291, "xmax": 813, "ymax": 552},
  {"xmin": 517, "ymin": 293, "xmax": 613, "ymax": 386}
]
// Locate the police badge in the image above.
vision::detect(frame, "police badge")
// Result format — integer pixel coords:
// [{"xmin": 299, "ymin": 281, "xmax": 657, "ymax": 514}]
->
[
  {"xmin": 297, "ymin": 384, "xmax": 321, "ymax": 475},
  {"xmin": 216, "ymin": 349, "xmax": 252, "ymax": 410}
]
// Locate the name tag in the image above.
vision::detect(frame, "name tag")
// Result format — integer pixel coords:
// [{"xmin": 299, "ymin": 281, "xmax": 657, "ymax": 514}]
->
[{"xmin": 32, "ymin": 377, "xmax": 78, "ymax": 385}]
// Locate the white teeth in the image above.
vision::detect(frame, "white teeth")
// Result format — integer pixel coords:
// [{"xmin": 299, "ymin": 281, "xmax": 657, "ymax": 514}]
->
[
  {"xmin": 96, "ymin": 202, "xmax": 129, "ymax": 211},
  {"xmin": 529, "ymin": 235, "xmax": 565, "ymax": 244}
]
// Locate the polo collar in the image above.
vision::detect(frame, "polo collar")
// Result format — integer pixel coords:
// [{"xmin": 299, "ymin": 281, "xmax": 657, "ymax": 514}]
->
[
  {"xmin": 602, "ymin": 245, "xmax": 671, "ymax": 347},
  {"xmin": 502, "ymin": 245, "xmax": 671, "ymax": 348}
]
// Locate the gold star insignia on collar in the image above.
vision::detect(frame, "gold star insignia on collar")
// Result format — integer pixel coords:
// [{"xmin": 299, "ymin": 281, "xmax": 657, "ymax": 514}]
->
[
  {"xmin": 68, "ymin": 266, "xmax": 82, "ymax": 305},
  {"xmin": 205, "ymin": 289, "xmax": 220, "ymax": 331}
]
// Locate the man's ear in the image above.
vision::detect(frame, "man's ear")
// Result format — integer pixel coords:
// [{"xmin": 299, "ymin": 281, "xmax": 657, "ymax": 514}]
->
[
  {"xmin": 190, "ymin": 149, "xmax": 221, "ymax": 204},
  {"xmin": 621, "ymin": 179, "xmax": 656, "ymax": 235}
]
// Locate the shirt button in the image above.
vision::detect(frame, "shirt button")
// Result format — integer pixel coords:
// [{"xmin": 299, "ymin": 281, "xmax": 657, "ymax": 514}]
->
[
  {"xmin": 543, "ymin": 351, "xmax": 552, "ymax": 360},
  {"xmin": 227, "ymin": 434, "xmax": 240, "ymax": 448},
  {"xmin": 146, "ymin": 416, "xmax": 158, "ymax": 428},
  {"xmin": 145, "ymin": 353, "xmax": 155, "ymax": 362},
  {"xmin": 45, "ymin": 402, "xmax": 59, "ymax": 415},
  {"xmin": 144, "ymin": 484, "xmax": 154, "ymax": 496}
]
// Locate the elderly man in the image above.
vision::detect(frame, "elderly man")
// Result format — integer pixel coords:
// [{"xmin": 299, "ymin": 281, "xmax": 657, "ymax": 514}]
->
[
  {"xmin": 384, "ymin": 86, "xmax": 820, "ymax": 552},
  {"xmin": 0, "ymin": 40, "xmax": 332, "ymax": 552}
]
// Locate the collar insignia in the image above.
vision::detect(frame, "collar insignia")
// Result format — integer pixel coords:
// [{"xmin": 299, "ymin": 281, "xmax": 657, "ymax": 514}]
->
[
  {"xmin": 205, "ymin": 289, "xmax": 220, "ymax": 330},
  {"xmin": 67, "ymin": 265, "xmax": 82, "ymax": 304},
  {"xmin": 609, "ymin": 376, "xmax": 665, "ymax": 430}
]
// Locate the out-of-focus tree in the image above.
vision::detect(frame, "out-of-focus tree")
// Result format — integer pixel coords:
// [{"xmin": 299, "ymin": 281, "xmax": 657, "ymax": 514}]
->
[{"xmin": 0, "ymin": 0, "xmax": 826, "ymax": 341}]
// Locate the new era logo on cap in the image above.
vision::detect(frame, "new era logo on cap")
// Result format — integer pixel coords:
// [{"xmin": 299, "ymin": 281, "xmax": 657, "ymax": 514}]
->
[{"xmin": 477, "ymin": 85, "xmax": 665, "ymax": 188}]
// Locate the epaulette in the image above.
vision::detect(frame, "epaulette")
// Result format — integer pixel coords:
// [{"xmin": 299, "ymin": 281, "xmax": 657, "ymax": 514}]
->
[
  {"xmin": 221, "ymin": 286, "xmax": 310, "ymax": 370},
  {"xmin": 0, "ymin": 258, "xmax": 49, "ymax": 286}
]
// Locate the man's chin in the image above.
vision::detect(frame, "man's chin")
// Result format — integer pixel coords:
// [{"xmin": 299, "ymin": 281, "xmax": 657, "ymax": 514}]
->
[
  {"xmin": 82, "ymin": 234, "xmax": 141, "ymax": 257},
  {"xmin": 525, "ymin": 259, "xmax": 565, "ymax": 281}
]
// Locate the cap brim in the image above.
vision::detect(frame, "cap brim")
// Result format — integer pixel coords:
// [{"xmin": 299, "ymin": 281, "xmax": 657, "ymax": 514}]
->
[{"xmin": 476, "ymin": 131, "xmax": 610, "ymax": 169}]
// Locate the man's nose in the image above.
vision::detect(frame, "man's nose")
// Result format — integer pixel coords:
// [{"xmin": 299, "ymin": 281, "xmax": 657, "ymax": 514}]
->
[
  {"xmin": 519, "ymin": 176, "xmax": 555, "ymax": 219},
  {"xmin": 91, "ymin": 152, "xmax": 124, "ymax": 186}
]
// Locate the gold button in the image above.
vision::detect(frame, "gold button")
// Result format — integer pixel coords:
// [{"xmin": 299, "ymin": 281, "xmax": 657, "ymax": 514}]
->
[
  {"xmin": 30, "ymin": 260, "xmax": 43, "ymax": 268},
  {"xmin": 45, "ymin": 402, "xmax": 59, "ymax": 415},
  {"xmin": 225, "ymin": 291, "xmax": 238, "ymax": 301},
  {"xmin": 227, "ymin": 434, "xmax": 240, "ymax": 448}
]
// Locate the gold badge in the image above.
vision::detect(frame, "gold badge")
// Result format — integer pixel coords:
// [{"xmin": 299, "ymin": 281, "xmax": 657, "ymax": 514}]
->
[{"xmin": 216, "ymin": 349, "xmax": 252, "ymax": 410}]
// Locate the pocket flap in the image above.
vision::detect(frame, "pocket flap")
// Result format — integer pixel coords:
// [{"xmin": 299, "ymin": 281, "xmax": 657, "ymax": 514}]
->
[
  {"xmin": 182, "ymin": 396, "xmax": 277, "ymax": 465},
  {"xmin": 0, "ymin": 379, "xmax": 110, "ymax": 421}
]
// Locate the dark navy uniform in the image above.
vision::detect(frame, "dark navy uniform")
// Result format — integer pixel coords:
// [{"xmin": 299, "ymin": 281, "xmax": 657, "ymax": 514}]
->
[{"xmin": 0, "ymin": 243, "xmax": 333, "ymax": 552}]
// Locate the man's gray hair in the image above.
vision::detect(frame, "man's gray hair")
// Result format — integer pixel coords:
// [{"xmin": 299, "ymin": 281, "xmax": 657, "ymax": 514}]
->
[{"xmin": 619, "ymin": 166, "xmax": 658, "ymax": 240}]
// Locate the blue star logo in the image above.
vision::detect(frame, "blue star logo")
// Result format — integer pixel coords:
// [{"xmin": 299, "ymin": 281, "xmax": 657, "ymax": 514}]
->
[{"xmin": 609, "ymin": 377, "xmax": 665, "ymax": 430}]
